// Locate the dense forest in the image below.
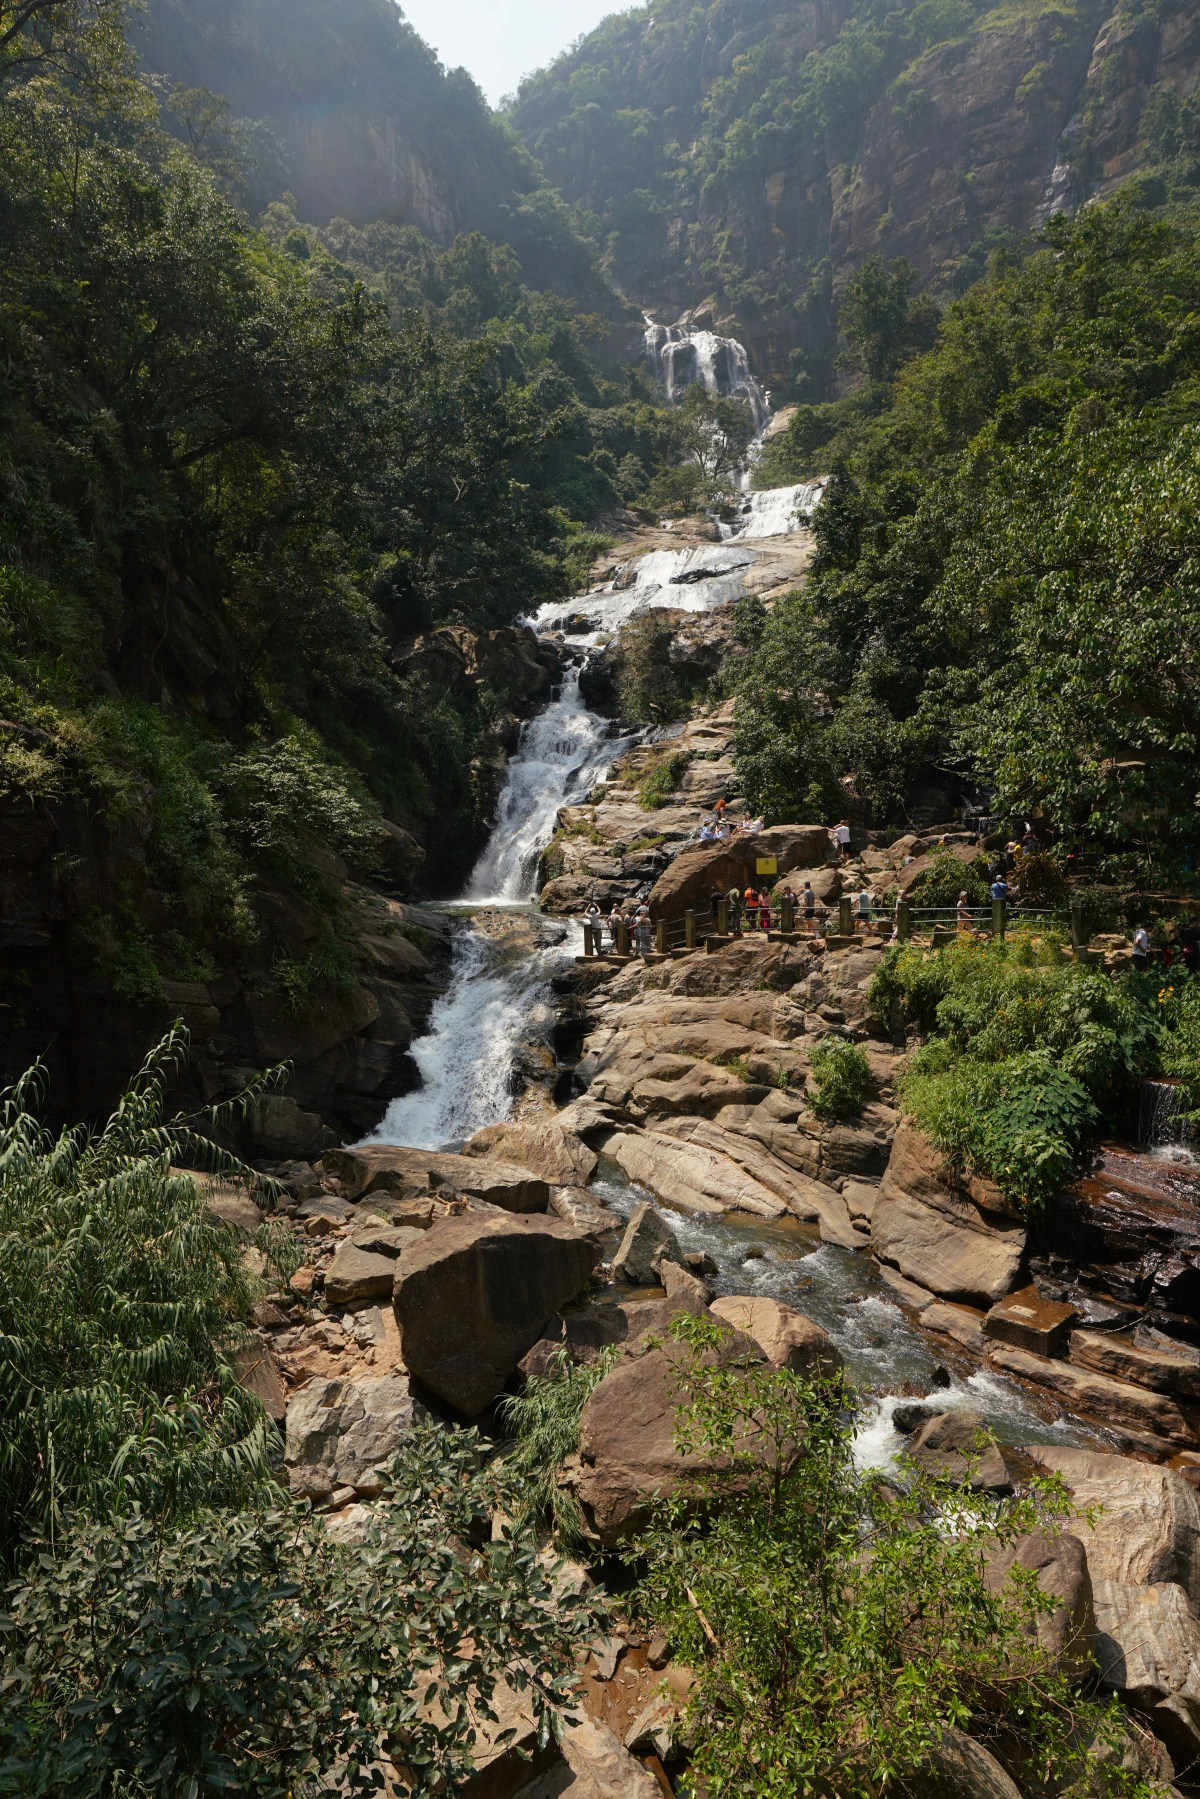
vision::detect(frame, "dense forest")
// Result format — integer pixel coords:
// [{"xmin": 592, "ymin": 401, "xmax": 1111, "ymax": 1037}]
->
[{"xmin": 731, "ymin": 177, "xmax": 1200, "ymax": 884}]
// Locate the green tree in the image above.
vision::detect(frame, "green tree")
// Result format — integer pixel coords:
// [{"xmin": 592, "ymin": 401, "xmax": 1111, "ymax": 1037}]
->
[{"xmin": 837, "ymin": 254, "xmax": 941, "ymax": 387}]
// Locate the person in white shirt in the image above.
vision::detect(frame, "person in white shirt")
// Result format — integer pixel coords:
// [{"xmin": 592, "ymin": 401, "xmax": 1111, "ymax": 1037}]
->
[
  {"xmin": 831, "ymin": 820, "xmax": 851, "ymax": 862},
  {"xmin": 1132, "ymin": 924, "xmax": 1150, "ymax": 969},
  {"xmin": 956, "ymin": 890, "xmax": 973, "ymax": 933},
  {"xmin": 746, "ymin": 816, "xmax": 764, "ymax": 836}
]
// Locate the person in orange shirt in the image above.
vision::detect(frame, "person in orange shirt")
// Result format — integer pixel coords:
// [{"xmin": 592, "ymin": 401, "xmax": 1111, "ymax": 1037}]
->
[{"xmin": 744, "ymin": 884, "xmax": 758, "ymax": 927}]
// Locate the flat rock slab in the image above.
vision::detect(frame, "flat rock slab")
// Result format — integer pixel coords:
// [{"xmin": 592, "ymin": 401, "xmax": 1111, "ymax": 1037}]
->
[
  {"xmin": 324, "ymin": 1144, "xmax": 550, "ymax": 1213},
  {"xmin": 921, "ymin": 1300, "xmax": 988, "ymax": 1352},
  {"xmin": 613, "ymin": 1200, "xmax": 681, "ymax": 1284},
  {"xmin": 871, "ymin": 1121, "xmax": 1025, "ymax": 1306},
  {"xmin": 392, "ymin": 1211, "xmax": 601, "ymax": 1415},
  {"xmin": 465, "ymin": 1118, "xmax": 598, "ymax": 1187},
  {"xmin": 607, "ymin": 1128, "xmax": 785, "ymax": 1218},
  {"xmin": 989, "ymin": 1343, "xmax": 1198, "ymax": 1448},
  {"xmin": 1070, "ymin": 1328, "xmax": 1200, "ymax": 1401}
]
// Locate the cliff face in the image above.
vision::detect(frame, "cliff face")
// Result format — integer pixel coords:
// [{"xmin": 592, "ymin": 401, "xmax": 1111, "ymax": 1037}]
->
[
  {"xmin": 511, "ymin": 0, "xmax": 1200, "ymax": 392},
  {"xmin": 136, "ymin": 0, "xmax": 601, "ymax": 295}
]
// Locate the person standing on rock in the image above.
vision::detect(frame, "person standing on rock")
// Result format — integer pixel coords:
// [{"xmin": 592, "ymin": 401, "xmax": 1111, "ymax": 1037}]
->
[
  {"xmin": 831, "ymin": 820, "xmax": 851, "ymax": 863},
  {"xmin": 726, "ymin": 883, "xmax": 743, "ymax": 936},
  {"xmin": 744, "ymin": 883, "xmax": 758, "ymax": 928},
  {"xmin": 584, "ymin": 897, "xmax": 601, "ymax": 953},
  {"xmin": 607, "ymin": 903, "xmax": 622, "ymax": 951},
  {"xmin": 758, "ymin": 886, "xmax": 772, "ymax": 931},
  {"xmin": 801, "ymin": 881, "xmax": 817, "ymax": 933},
  {"xmin": 634, "ymin": 905, "xmax": 653, "ymax": 958},
  {"xmin": 710, "ymin": 884, "xmax": 723, "ymax": 929},
  {"xmin": 855, "ymin": 885, "xmax": 872, "ymax": 933},
  {"xmin": 956, "ymin": 890, "xmax": 973, "ymax": 934}
]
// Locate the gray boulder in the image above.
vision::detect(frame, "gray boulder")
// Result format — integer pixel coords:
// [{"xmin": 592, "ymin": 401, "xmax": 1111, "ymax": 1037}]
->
[
  {"xmin": 983, "ymin": 1530, "xmax": 1096, "ymax": 1678},
  {"xmin": 612, "ymin": 1201, "xmax": 681, "ymax": 1285},
  {"xmin": 284, "ymin": 1372, "xmax": 423, "ymax": 1502},
  {"xmin": 392, "ymin": 1211, "xmax": 602, "ymax": 1414},
  {"xmin": 907, "ymin": 1410, "xmax": 1011, "ymax": 1493},
  {"xmin": 323, "ymin": 1242, "xmax": 397, "ymax": 1308}
]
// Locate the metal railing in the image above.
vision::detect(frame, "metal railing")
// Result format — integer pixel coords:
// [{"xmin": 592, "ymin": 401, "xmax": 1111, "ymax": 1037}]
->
[{"xmin": 577, "ymin": 897, "xmax": 1082, "ymax": 958}]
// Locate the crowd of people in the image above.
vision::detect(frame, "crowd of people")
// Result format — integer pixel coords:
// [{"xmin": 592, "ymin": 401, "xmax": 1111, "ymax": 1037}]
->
[{"xmin": 577, "ymin": 802, "xmax": 1200, "ymax": 970}]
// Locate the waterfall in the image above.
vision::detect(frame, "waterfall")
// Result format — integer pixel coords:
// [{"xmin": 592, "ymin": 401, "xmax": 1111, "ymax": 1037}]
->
[
  {"xmin": 466, "ymin": 670, "xmax": 631, "ymax": 903},
  {"xmin": 1139, "ymin": 1078, "xmax": 1196, "ymax": 1159},
  {"xmin": 719, "ymin": 479, "xmax": 828, "ymax": 541},
  {"xmin": 361, "ymin": 669, "xmax": 635, "ymax": 1150},
  {"xmin": 644, "ymin": 317, "xmax": 770, "ymax": 433}
]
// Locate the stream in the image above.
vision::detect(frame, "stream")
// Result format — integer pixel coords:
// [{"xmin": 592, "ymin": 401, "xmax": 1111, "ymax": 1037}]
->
[{"xmin": 361, "ymin": 646, "xmax": 1105, "ymax": 1469}]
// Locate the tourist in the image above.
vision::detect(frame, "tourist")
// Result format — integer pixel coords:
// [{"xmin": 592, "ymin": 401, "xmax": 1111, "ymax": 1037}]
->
[
  {"xmin": 744, "ymin": 884, "xmax": 758, "ymax": 928},
  {"xmin": 1005, "ymin": 838, "xmax": 1018, "ymax": 870},
  {"xmin": 634, "ymin": 905, "xmax": 653, "ymax": 957},
  {"xmin": 990, "ymin": 872, "xmax": 1009, "ymax": 904},
  {"xmin": 758, "ymin": 886, "xmax": 772, "ymax": 931},
  {"xmin": 831, "ymin": 819, "xmax": 851, "ymax": 862},
  {"xmin": 855, "ymin": 885, "xmax": 872, "ymax": 933},
  {"xmin": 698, "ymin": 821, "xmax": 715, "ymax": 842},
  {"xmin": 713, "ymin": 797, "xmax": 727, "ymax": 823},
  {"xmin": 1132, "ymin": 923, "xmax": 1150, "ymax": 971},
  {"xmin": 956, "ymin": 890, "xmax": 973, "ymax": 933},
  {"xmin": 726, "ymin": 883, "xmax": 743, "ymax": 936},
  {"xmin": 745, "ymin": 815, "xmax": 764, "ymax": 836},
  {"xmin": 801, "ymin": 880, "xmax": 817, "ymax": 932},
  {"xmin": 715, "ymin": 819, "xmax": 731, "ymax": 840},
  {"xmin": 709, "ymin": 884, "xmax": 723, "ymax": 927},
  {"xmin": 583, "ymin": 896, "xmax": 601, "ymax": 953},
  {"xmin": 608, "ymin": 904, "xmax": 622, "ymax": 950}
]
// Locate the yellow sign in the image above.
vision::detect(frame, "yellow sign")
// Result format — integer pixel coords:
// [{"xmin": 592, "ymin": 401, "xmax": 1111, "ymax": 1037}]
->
[{"xmin": 755, "ymin": 857, "xmax": 778, "ymax": 875}]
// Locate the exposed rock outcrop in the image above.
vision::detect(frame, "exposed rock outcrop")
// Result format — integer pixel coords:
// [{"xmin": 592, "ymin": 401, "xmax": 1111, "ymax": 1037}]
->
[{"xmin": 871, "ymin": 1121, "xmax": 1026, "ymax": 1307}]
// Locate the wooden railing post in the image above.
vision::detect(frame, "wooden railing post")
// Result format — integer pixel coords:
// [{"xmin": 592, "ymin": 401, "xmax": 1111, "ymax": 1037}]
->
[
  {"xmin": 781, "ymin": 898, "xmax": 793, "ymax": 934},
  {"xmin": 584, "ymin": 922, "xmax": 595, "ymax": 956},
  {"xmin": 655, "ymin": 919, "xmax": 667, "ymax": 954},
  {"xmin": 839, "ymin": 896, "xmax": 853, "ymax": 936},
  {"xmin": 992, "ymin": 899, "xmax": 1006, "ymax": 941},
  {"xmin": 897, "ymin": 900, "xmax": 910, "ymax": 942},
  {"xmin": 617, "ymin": 917, "xmax": 629, "ymax": 957}
]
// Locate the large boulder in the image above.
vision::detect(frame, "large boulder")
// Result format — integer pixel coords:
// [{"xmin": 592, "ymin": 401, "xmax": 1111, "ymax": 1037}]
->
[
  {"xmin": 710, "ymin": 1295, "xmax": 841, "ymax": 1376},
  {"xmin": 572, "ymin": 1322, "xmax": 764, "ymax": 1544},
  {"xmin": 606, "ymin": 1129, "xmax": 787, "ymax": 1218},
  {"xmin": 871, "ymin": 1120, "xmax": 1026, "ymax": 1306},
  {"xmin": 924, "ymin": 1729, "xmax": 1022, "ymax": 1799},
  {"xmin": 647, "ymin": 824, "xmax": 829, "ymax": 920},
  {"xmin": 392, "ymin": 1212, "xmax": 601, "ymax": 1415},
  {"xmin": 465, "ymin": 1118, "xmax": 598, "ymax": 1188},
  {"xmin": 1070, "ymin": 1327, "xmax": 1200, "ymax": 1401},
  {"xmin": 612, "ymin": 1200, "xmax": 681, "ymax": 1284},
  {"xmin": 1029, "ymin": 1446, "xmax": 1200, "ymax": 1605},
  {"xmin": 983, "ymin": 1530, "xmax": 1096, "ymax": 1678},
  {"xmin": 284, "ymin": 1372, "xmax": 423, "ymax": 1502},
  {"xmin": 513, "ymin": 1715, "xmax": 662, "ymax": 1799},
  {"xmin": 324, "ymin": 1241, "xmax": 399, "ymax": 1308},
  {"xmin": 1092, "ymin": 1577, "xmax": 1200, "ymax": 1768},
  {"xmin": 906, "ymin": 1410, "xmax": 1011, "ymax": 1493},
  {"xmin": 323, "ymin": 1143, "xmax": 550, "ymax": 1213}
]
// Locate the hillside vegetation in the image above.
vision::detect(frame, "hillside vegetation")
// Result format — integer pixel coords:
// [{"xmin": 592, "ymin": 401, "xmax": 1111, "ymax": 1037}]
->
[{"xmin": 733, "ymin": 183, "xmax": 1200, "ymax": 882}]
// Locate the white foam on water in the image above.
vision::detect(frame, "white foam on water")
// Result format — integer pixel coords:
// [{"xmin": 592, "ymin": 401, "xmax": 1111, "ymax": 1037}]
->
[
  {"xmin": 720, "ymin": 479, "xmax": 828, "ymax": 540},
  {"xmin": 467, "ymin": 669, "xmax": 634, "ymax": 903},
  {"xmin": 530, "ymin": 543, "xmax": 756, "ymax": 644},
  {"xmin": 643, "ymin": 319, "xmax": 769, "ymax": 431}
]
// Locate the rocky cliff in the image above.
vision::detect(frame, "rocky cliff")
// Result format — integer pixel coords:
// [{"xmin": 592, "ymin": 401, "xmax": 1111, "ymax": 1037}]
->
[{"xmin": 511, "ymin": 0, "xmax": 1200, "ymax": 391}]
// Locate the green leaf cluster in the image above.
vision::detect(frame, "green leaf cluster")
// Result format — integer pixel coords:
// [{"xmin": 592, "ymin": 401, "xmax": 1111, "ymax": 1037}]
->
[{"xmin": 805, "ymin": 1036, "xmax": 872, "ymax": 1120}]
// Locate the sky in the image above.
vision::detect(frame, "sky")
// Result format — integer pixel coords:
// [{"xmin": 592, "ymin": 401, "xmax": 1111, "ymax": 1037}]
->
[{"xmin": 397, "ymin": 0, "xmax": 626, "ymax": 108}]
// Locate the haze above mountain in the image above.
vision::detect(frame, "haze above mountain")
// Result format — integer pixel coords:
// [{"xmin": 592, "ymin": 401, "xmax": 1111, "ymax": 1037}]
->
[{"xmin": 397, "ymin": 0, "xmax": 626, "ymax": 107}]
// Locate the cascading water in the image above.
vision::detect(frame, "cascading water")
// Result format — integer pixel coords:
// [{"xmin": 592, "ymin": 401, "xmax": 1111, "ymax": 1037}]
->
[
  {"xmin": 719, "ymin": 479, "xmax": 829, "ymax": 541},
  {"xmin": 643, "ymin": 318, "xmax": 769, "ymax": 432},
  {"xmin": 1140, "ymin": 1077, "xmax": 1197, "ymax": 1162},
  {"xmin": 467, "ymin": 671, "xmax": 633, "ymax": 903},
  {"xmin": 361, "ymin": 670, "xmax": 636, "ymax": 1150}
]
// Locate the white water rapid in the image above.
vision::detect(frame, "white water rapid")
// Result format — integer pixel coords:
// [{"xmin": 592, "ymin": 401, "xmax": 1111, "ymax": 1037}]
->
[{"xmin": 720, "ymin": 478, "xmax": 829, "ymax": 540}]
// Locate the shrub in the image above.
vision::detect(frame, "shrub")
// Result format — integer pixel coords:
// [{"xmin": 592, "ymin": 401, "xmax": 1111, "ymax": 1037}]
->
[
  {"xmin": 638, "ymin": 750, "xmax": 690, "ymax": 809},
  {"xmin": 0, "ymin": 1424, "xmax": 601, "ymax": 1799},
  {"xmin": 498, "ymin": 1347, "xmax": 619, "ymax": 1548},
  {"xmin": 907, "ymin": 848, "xmax": 990, "ymax": 908},
  {"xmin": 806, "ymin": 1037, "xmax": 871, "ymax": 1119},
  {"xmin": 1018, "ymin": 850, "xmax": 1069, "ymax": 908},
  {"xmin": 0, "ymin": 1032, "xmax": 284, "ymax": 1568},
  {"xmin": 631, "ymin": 1314, "xmax": 1146, "ymax": 1799}
]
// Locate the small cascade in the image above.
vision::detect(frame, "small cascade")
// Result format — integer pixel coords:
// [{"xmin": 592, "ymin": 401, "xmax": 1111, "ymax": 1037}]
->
[
  {"xmin": 719, "ymin": 479, "xmax": 828, "ymax": 541},
  {"xmin": 644, "ymin": 317, "xmax": 770, "ymax": 433},
  {"xmin": 467, "ymin": 670, "xmax": 631, "ymax": 903},
  {"xmin": 1139, "ymin": 1078, "xmax": 1197, "ymax": 1161}
]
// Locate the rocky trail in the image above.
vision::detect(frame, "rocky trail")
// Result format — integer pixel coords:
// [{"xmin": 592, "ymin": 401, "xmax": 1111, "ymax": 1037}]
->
[{"xmin": 202, "ymin": 546, "xmax": 1200, "ymax": 1790}]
